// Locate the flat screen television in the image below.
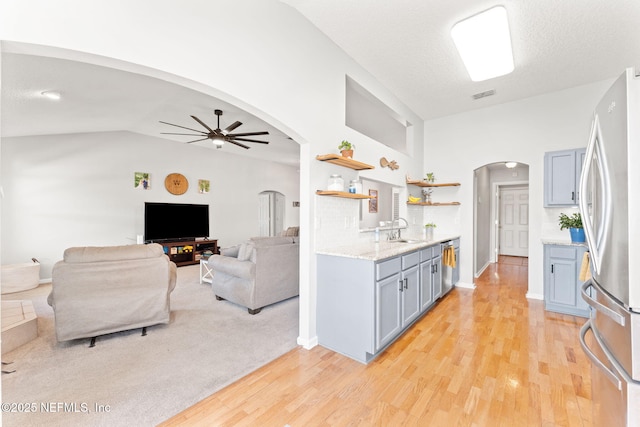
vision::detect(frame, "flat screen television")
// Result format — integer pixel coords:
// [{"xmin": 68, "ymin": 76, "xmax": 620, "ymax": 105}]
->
[{"xmin": 144, "ymin": 202, "xmax": 209, "ymax": 242}]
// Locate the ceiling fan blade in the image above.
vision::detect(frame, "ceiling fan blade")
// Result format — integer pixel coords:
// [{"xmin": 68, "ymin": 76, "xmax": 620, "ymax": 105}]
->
[
  {"xmin": 185, "ymin": 137, "xmax": 211, "ymax": 144},
  {"xmin": 224, "ymin": 121, "xmax": 242, "ymax": 134},
  {"xmin": 160, "ymin": 132, "xmax": 207, "ymax": 136},
  {"xmin": 190, "ymin": 115, "xmax": 217, "ymax": 134},
  {"xmin": 233, "ymin": 137, "xmax": 269, "ymax": 144},
  {"xmin": 159, "ymin": 121, "xmax": 207, "ymax": 134},
  {"xmin": 228, "ymin": 131, "xmax": 269, "ymax": 137},
  {"xmin": 227, "ymin": 140, "xmax": 250, "ymax": 149}
]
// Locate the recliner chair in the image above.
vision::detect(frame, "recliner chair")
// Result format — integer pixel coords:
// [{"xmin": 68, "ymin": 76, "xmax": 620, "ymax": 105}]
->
[{"xmin": 48, "ymin": 243, "xmax": 177, "ymax": 344}]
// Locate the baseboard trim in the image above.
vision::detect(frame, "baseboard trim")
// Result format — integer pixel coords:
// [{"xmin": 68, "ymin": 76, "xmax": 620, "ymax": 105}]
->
[
  {"xmin": 455, "ymin": 281, "xmax": 476, "ymax": 290},
  {"xmin": 475, "ymin": 261, "xmax": 491, "ymax": 278},
  {"xmin": 297, "ymin": 335, "xmax": 318, "ymax": 350},
  {"xmin": 526, "ymin": 292, "xmax": 544, "ymax": 300}
]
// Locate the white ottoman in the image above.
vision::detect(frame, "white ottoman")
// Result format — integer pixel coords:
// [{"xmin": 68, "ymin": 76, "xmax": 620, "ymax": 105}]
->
[
  {"xmin": 1, "ymin": 261, "xmax": 40, "ymax": 294},
  {"xmin": 1, "ymin": 300, "xmax": 38, "ymax": 354}
]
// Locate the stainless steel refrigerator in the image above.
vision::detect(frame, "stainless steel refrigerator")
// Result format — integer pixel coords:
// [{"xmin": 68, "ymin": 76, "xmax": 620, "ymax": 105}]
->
[{"xmin": 579, "ymin": 68, "xmax": 640, "ymax": 426}]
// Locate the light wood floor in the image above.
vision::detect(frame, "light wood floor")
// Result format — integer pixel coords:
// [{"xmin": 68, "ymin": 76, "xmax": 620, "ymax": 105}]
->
[{"xmin": 161, "ymin": 256, "xmax": 592, "ymax": 426}]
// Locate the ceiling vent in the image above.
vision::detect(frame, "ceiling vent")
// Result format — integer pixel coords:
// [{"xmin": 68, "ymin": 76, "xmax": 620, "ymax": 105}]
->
[{"xmin": 472, "ymin": 89, "xmax": 496, "ymax": 100}]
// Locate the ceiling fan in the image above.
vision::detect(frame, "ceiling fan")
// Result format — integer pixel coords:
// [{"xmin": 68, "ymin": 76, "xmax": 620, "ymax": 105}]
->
[{"xmin": 160, "ymin": 109, "xmax": 269, "ymax": 149}]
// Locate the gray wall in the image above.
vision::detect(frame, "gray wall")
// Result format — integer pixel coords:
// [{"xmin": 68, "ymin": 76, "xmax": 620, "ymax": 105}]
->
[{"xmin": 1, "ymin": 131, "xmax": 300, "ymax": 278}]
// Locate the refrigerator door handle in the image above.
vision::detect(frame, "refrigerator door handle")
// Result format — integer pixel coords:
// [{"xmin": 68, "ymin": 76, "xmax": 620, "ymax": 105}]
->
[
  {"xmin": 580, "ymin": 115, "xmax": 600, "ymax": 272},
  {"xmin": 579, "ymin": 320, "xmax": 622, "ymax": 391},
  {"xmin": 579, "ymin": 114, "xmax": 612, "ymax": 276},
  {"xmin": 581, "ymin": 281, "xmax": 626, "ymax": 326}
]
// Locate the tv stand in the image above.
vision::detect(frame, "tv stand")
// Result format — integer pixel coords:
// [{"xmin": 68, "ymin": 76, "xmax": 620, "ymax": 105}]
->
[{"xmin": 157, "ymin": 239, "xmax": 218, "ymax": 267}]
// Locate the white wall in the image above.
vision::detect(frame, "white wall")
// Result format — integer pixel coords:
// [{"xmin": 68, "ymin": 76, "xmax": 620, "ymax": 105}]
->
[
  {"xmin": 1, "ymin": 131, "xmax": 300, "ymax": 278},
  {"xmin": 0, "ymin": 0, "xmax": 425, "ymax": 347},
  {"xmin": 424, "ymin": 79, "xmax": 613, "ymax": 298}
]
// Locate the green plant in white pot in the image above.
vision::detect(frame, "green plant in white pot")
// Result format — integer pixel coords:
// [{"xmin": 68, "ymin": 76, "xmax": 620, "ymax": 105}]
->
[{"xmin": 559, "ymin": 212, "xmax": 585, "ymax": 243}]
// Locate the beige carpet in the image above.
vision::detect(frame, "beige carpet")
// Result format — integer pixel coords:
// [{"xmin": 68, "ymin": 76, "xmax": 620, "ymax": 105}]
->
[{"xmin": 1, "ymin": 265, "xmax": 299, "ymax": 427}]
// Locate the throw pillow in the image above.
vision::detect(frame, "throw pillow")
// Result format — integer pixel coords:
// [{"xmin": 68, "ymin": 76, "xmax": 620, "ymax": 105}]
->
[{"xmin": 237, "ymin": 242, "xmax": 254, "ymax": 262}]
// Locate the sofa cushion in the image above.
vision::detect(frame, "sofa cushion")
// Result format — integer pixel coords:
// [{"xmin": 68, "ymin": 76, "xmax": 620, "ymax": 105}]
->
[{"xmin": 64, "ymin": 243, "xmax": 165, "ymax": 263}]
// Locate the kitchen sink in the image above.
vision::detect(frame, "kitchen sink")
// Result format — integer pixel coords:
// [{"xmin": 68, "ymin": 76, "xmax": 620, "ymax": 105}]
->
[{"xmin": 389, "ymin": 239, "xmax": 422, "ymax": 244}]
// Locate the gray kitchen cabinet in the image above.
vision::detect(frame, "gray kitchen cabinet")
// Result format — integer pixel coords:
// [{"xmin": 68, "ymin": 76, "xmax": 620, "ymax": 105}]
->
[
  {"xmin": 400, "ymin": 253, "xmax": 421, "ymax": 326},
  {"xmin": 544, "ymin": 148, "xmax": 586, "ymax": 207},
  {"xmin": 543, "ymin": 244, "xmax": 590, "ymax": 317},
  {"xmin": 317, "ymin": 242, "xmax": 446, "ymax": 363},
  {"xmin": 376, "ymin": 251, "xmax": 420, "ymax": 351},
  {"xmin": 421, "ymin": 245, "xmax": 442, "ymax": 305},
  {"xmin": 375, "ymin": 270, "xmax": 402, "ymax": 350}
]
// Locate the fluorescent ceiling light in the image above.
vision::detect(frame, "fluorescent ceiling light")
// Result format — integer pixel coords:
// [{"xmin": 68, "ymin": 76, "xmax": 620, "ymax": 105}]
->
[
  {"xmin": 451, "ymin": 6, "xmax": 514, "ymax": 82},
  {"xmin": 505, "ymin": 161, "xmax": 517, "ymax": 168}
]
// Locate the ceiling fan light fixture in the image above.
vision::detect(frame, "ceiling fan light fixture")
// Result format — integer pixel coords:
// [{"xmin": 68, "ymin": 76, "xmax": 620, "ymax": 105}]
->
[
  {"xmin": 212, "ymin": 136, "xmax": 225, "ymax": 148},
  {"xmin": 41, "ymin": 90, "xmax": 62, "ymax": 100},
  {"xmin": 451, "ymin": 6, "xmax": 514, "ymax": 82}
]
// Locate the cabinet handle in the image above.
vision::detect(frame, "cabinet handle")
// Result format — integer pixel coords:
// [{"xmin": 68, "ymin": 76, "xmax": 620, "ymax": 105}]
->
[
  {"xmin": 399, "ymin": 280, "xmax": 403, "ymax": 292},
  {"xmin": 404, "ymin": 278, "xmax": 408, "ymax": 290},
  {"xmin": 551, "ymin": 264, "xmax": 554, "ymax": 274},
  {"xmin": 571, "ymin": 191, "xmax": 575, "ymax": 201}
]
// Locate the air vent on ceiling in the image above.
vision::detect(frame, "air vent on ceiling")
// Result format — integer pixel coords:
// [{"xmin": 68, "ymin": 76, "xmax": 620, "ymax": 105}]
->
[{"xmin": 472, "ymin": 89, "xmax": 496, "ymax": 100}]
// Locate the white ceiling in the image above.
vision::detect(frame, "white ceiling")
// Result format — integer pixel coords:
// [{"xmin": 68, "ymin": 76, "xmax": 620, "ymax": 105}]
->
[
  {"xmin": 2, "ymin": 0, "xmax": 639, "ymax": 167},
  {"xmin": 1, "ymin": 53, "xmax": 300, "ymax": 167},
  {"xmin": 284, "ymin": 0, "xmax": 640, "ymax": 119}
]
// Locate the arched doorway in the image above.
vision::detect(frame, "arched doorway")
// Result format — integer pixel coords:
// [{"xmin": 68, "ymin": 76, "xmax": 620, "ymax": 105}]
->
[{"xmin": 473, "ymin": 161, "xmax": 530, "ymax": 280}]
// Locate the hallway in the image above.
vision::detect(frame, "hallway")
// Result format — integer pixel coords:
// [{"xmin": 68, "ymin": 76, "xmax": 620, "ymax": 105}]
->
[{"xmin": 163, "ymin": 257, "xmax": 592, "ymax": 426}]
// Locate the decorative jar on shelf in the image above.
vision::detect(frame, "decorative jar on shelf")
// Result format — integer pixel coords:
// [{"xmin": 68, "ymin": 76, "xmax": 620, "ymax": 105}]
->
[{"xmin": 328, "ymin": 174, "xmax": 344, "ymax": 192}]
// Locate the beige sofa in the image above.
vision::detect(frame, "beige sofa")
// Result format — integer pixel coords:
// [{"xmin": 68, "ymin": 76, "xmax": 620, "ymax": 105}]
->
[
  {"xmin": 48, "ymin": 243, "xmax": 177, "ymax": 342},
  {"xmin": 208, "ymin": 236, "xmax": 299, "ymax": 314}
]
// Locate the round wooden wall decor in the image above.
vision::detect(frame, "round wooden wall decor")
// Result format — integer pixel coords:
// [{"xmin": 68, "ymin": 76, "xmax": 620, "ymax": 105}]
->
[{"xmin": 164, "ymin": 173, "xmax": 189, "ymax": 195}]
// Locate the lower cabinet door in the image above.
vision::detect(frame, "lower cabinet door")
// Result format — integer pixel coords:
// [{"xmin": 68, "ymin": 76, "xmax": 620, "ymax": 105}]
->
[
  {"xmin": 375, "ymin": 273, "xmax": 402, "ymax": 351},
  {"xmin": 420, "ymin": 261, "xmax": 434, "ymax": 311},
  {"xmin": 432, "ymin": 255, "xmax": 442, "ymax": 299},
  {"xmin": 402, "ymin": 265, "xmax": 420, "ymax": 326}
]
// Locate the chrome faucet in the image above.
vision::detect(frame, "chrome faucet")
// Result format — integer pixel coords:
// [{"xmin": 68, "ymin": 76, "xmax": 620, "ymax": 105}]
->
[{"xmin": 389, "ymin": 217, "xmax": 409, "ymax": 240}]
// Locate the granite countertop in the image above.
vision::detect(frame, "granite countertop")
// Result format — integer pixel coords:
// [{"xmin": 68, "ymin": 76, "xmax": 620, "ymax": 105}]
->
[
  {"xmin": 541, "ymin": 239, "xmax": 588, "ymax": 247},
  {"xmin": 317, "ymin": 235, "xmax": 460, "ymax": 261}
]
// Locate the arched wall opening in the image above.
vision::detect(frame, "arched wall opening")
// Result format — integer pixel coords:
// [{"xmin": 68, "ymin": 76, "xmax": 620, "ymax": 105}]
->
[{"xmin": 473, "ymin": 161, "xmax": 530, "ymax": 283}]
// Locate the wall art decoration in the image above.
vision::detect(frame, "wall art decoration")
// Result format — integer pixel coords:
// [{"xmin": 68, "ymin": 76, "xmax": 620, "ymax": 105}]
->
[
  {"xmin": 368, "ymin": 189, "xmax": 378, "ymax": 213},
  {"xmin": 198, "ymin": 179, "xmax": 210, "ymax": 194},
  {"xmin": 164, "ymin": 173, "xmax": 189, "ymax": 195},
  {"xmin": 134, "ymin": 172, "xmax": 151, "ymax": 190}
]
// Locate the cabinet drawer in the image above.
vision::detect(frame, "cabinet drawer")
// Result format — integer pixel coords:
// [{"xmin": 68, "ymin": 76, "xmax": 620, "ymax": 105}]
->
[
  {"xmin": 432, "ymin": 244, "xmax": 442, "ymax": 258},
  {"xmin": 548, "ymin": 246, "xmax": 579, "ymax": 260},
  {"xmin": 453, "ymin": 238, "xmax": 460, "ymax": 249},
  {"xmin": 376, "ymin": 257, "xmax": 401, "ymax": 280},
  {"xmin": 420, "ymin": 247, "xmax": 432, "ymax": 262},
  {"xmin": 402, "ymin": 251, "xmax": 420, "ymax": 270}
]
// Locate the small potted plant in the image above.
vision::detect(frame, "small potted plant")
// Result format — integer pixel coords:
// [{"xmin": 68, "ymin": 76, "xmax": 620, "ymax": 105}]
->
[
  {"xmin": 559, "ymin": 212, "xmax": 585, "ymax": 243},
  {"xmin": 425, "ymin": 172, "xmax": 436, "ymax": 183},
  {"xmin": 338, "ymin": 140, "xmax": 354, "ymax": 158},
  {"xmin": 424, "ymin": 222, "xmax": 436, "ymax": 240}
]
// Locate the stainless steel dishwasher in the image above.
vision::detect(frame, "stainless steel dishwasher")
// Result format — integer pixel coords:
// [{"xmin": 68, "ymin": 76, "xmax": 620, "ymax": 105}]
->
[{"xmin": 440, "ymin": 240, "xmax": 455, "ymax": 295}]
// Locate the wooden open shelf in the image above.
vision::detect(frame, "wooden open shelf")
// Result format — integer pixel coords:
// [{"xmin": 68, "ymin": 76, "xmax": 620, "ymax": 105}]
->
[
  {"xmin": 316, "ymin": 154, "xmax": 375, "ymax": 170},
  {"xmin": 316, "ymin": 190, "xmax": 373, "ymax": 199},
  {"xmin": 407, "ymin": 201, "xmax": 461, "ymax": 206},
  {"xmin": 406, "ymin": 179, "xmax": 460, "ymax": 187}
]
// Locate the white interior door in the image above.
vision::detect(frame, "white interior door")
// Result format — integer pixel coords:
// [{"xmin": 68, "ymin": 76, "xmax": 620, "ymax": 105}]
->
[{"xmin": 499, "ymin": 186, "xmax": 529, "ymax": 257}]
